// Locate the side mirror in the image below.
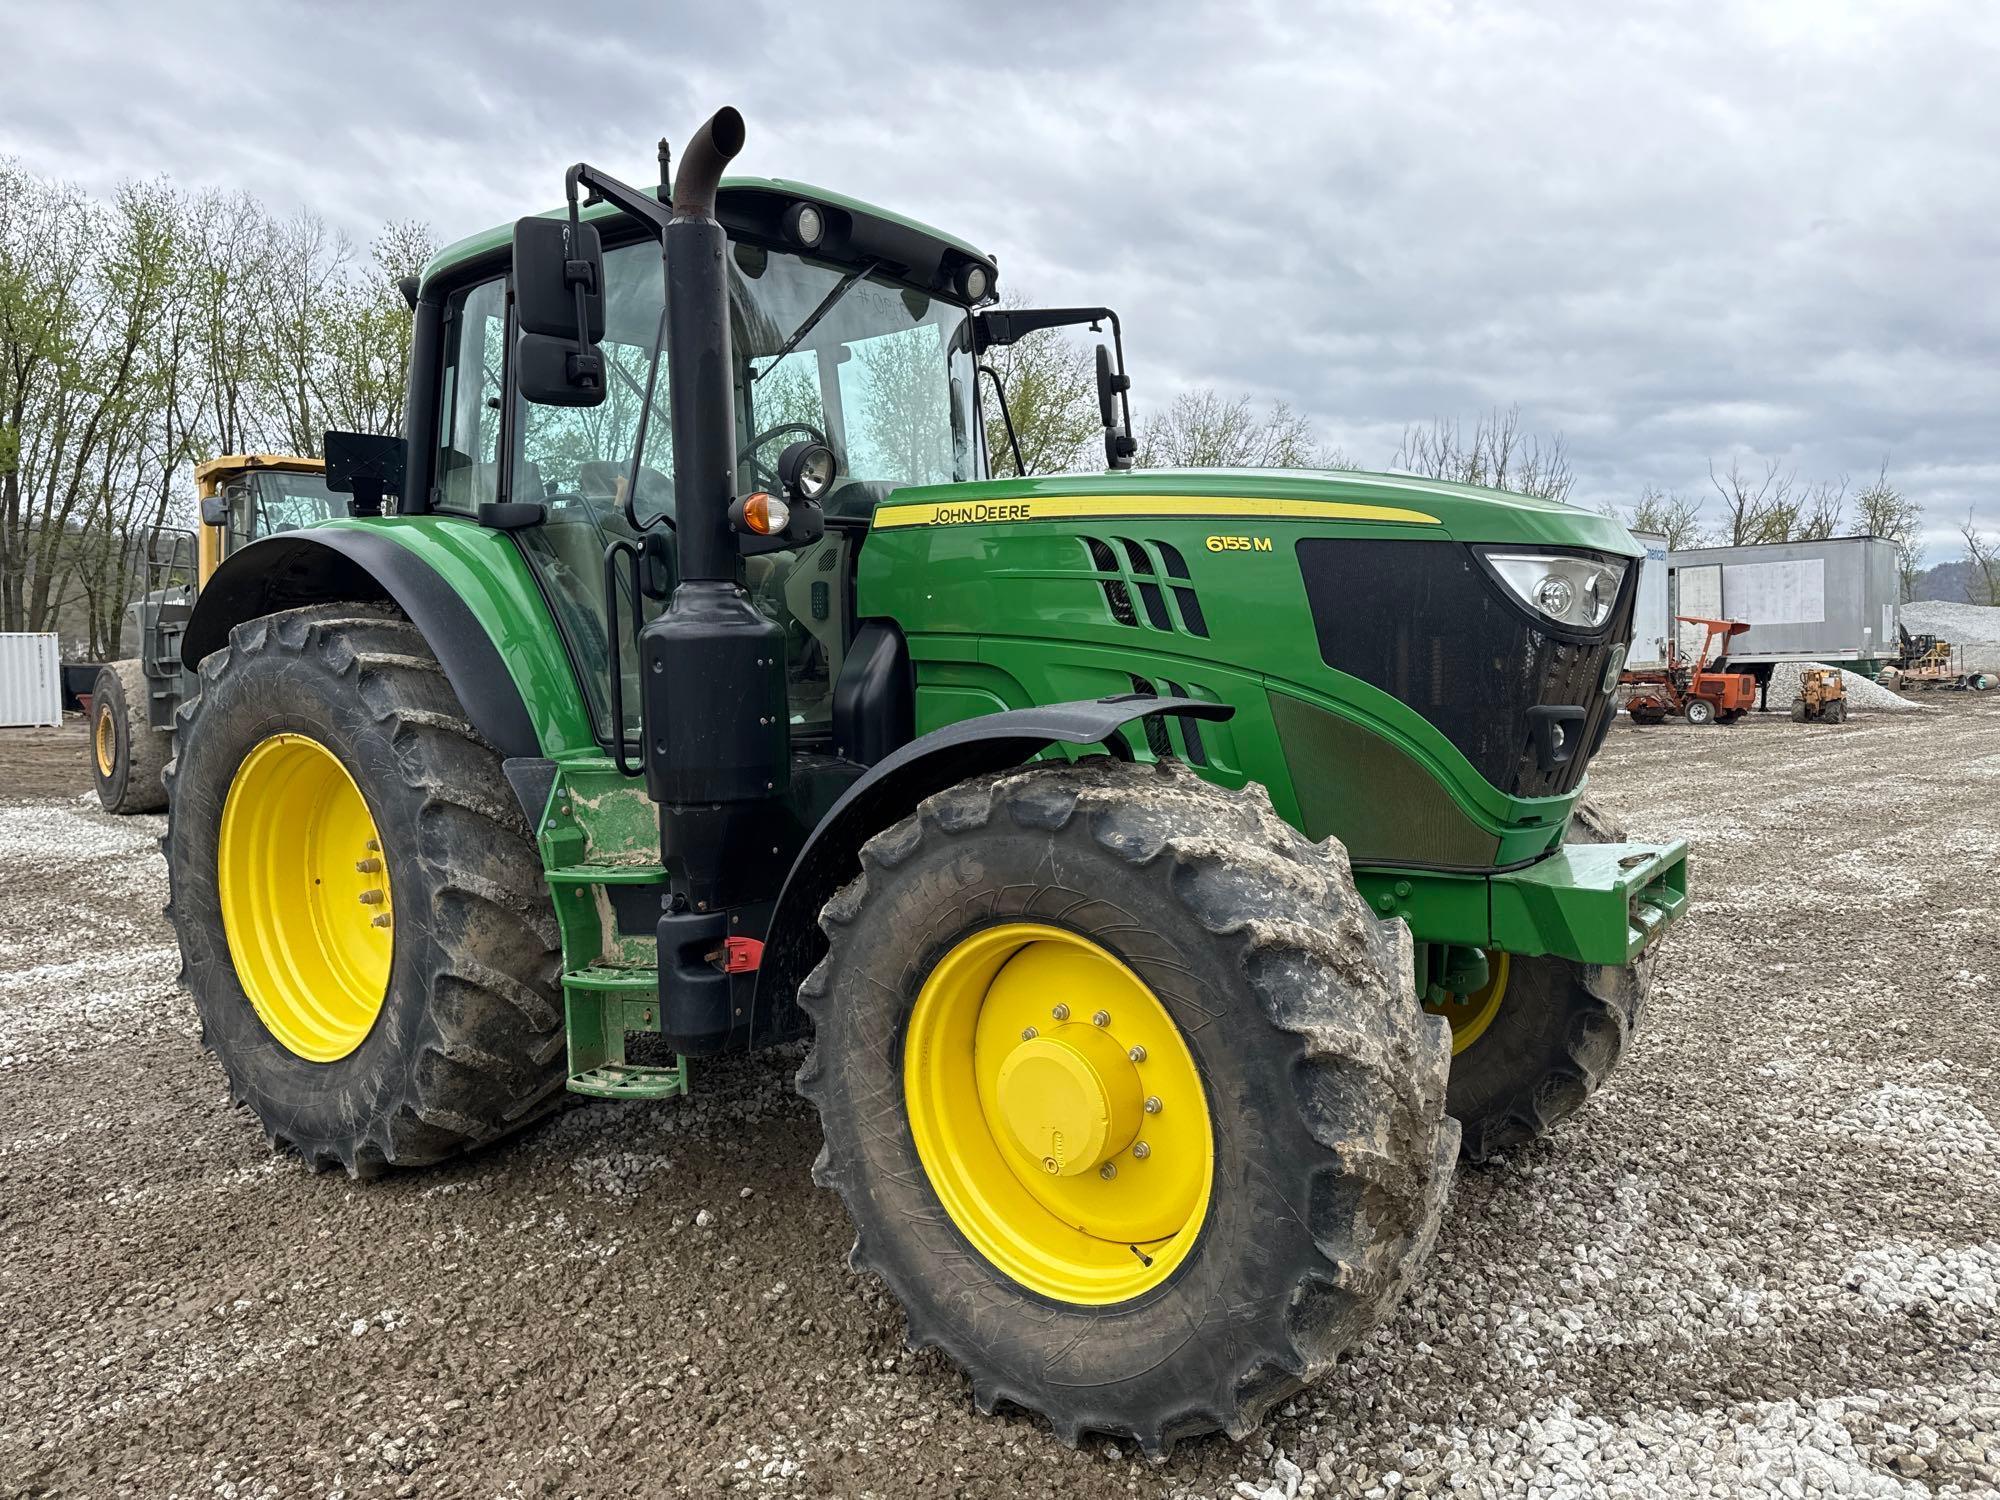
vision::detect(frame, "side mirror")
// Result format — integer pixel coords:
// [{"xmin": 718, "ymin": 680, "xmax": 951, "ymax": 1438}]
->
[
  {"xmin": 513, "ymin": 216, "xmax": 606, "ymax": 407},
  {"xmin": 1096, "ymin": 344, "xmax": 1135, "ymax": 470},
  {"xmin": 199, "ymin": 495, "xmax": 228, "ymax": 527}
]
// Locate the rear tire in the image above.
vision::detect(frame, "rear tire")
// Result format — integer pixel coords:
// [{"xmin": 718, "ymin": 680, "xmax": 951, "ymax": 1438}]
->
[
  {"xmin": 165, "ymin": 604, "xmax": 566, "ymax": 1176},
  {"xmin": 1436, "ymin": 796, "xmax": 1660, "ymax": 1163},
  {"xmin": 798, "ymin": 759, "xmax": 1457, "ymax": 1454},
  {"xmin": 91, "ymin": 660, "xmax": 169, "ymax": 814},
  {"xmin": 1684, "ymin": 698, "xmax": 1716, "ymax": 726}
]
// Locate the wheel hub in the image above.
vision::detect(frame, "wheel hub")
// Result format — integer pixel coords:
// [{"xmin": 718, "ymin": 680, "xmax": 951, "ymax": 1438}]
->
[
  {"xmin": 995, "ymin": 1024, "xmax": 1144, "ymax": 1177},
  {"xmin": 902, "ymin": 923, "xmax": 1213, "ymax": 1304},
  {"xmin": 216, "ymin": 733, "xmax": 393, "ymax": 1062}
]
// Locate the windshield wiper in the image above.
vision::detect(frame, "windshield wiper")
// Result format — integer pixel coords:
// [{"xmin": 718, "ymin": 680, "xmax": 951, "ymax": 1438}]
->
[{"xmin": 753, "ymin": 260, "xmax": 880, "ymax": 380}]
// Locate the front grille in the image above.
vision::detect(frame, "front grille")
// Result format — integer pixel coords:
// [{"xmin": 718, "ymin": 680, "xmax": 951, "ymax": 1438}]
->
[{"xmin": 1295, "ymin": 538, "xmax": 1633, "ymax": 798}]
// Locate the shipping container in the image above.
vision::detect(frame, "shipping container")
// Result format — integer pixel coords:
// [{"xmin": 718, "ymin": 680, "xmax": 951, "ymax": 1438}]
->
[
  {"xmin": 1626, "ymin": 531, "xmax": 1671, "ymax": 669},
  {"xmin": 0, "ymin": 633, "xmax": 63, "ymax": 728},
  {"xmin": 1666, "ymin": 536, "xmax": 1901, "ymax": 668}
]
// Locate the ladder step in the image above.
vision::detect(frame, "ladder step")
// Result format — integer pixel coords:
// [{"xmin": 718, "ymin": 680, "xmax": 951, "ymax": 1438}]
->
[
  {"xmin": 564, "ymin": 964, "xmax": 658, "ymax": 993},
  {"xmin": 546, "ymin": 864, "xmax": 667, "ymax": 886},
  {"xmin": 567, "ymin": 1062, "xmax": 687, "ymax": 1100}
]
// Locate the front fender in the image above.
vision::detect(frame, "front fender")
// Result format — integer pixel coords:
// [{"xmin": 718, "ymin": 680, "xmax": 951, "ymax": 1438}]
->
[
  {"xmin": 748, "ymin": 694, "xmax": 1234, "ymax": 1044},
  {"xmin": 182, "ymin": 518, "xmax": 596, "ymax": 760}
]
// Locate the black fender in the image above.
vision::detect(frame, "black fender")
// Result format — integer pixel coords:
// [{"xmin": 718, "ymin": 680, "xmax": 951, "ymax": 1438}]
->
[
  {"xmin": 181, "ymin": 530, "xmax": 540, "ymax": 761},
  {"xmin": 749, "ymin": 694, "xmax": 1235, "ymax": 1043}
]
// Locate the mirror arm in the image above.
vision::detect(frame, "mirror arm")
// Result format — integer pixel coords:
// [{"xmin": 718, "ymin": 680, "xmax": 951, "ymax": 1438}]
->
[{"xmin": 976, "ymin": 363, "xmax": 1027, "ymax": 477}]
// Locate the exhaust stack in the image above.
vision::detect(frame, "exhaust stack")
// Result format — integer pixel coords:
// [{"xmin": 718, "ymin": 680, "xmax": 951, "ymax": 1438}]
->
[
  {"xmin": 640, "ymin": 104, "xmax": 789, "ymax": 950},
  {"xmin": 664, "ymin": 106, "xmax": 746, "ymax": 584}
]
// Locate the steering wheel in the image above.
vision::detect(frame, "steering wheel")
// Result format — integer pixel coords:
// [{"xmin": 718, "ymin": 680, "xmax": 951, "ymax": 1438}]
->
[{"xmin": 736, "ymin": 423, "xmax": 826, "ymax": 490}]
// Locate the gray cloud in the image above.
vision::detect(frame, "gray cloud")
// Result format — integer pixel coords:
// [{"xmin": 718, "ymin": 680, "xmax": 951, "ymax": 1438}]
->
[{"xmin": 3, "ymin": 0, "xmax": 1993, "ymax": 556}]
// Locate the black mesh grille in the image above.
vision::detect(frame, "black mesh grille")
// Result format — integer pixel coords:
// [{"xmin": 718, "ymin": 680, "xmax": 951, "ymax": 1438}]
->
[
  {"xmin": 1156, "ymin": 541, "xmax": 1192, "ymax": 579},
  {"xmin": 1295, "ymin": 538, "xmax": 1633, "ymax": 797},
  {"xmin": 1136, "ymin": 581, "xmax": 1173, "ymax": 629},
  {"xmin": 1118, "ymin": 537, "xmax": 1153, "ymax": 573},
  {"xmin": 1103, "ymin": 580, "xmax": 1138, "ymax": 626},
  {"xmin": 1127, "ymin": 675, "xmax": 1174, "ymax": 756},
  {"xmin": 1083, "ymin": 536, "xmax": 1118, "ymax": 572},
  {"xmin": 1172, "ymin": 586, "xmax": 1209, "ymax": 637},
  {"xmin": 1163, "ymin": 679, "xmax": 1208, "ymax": 765}
]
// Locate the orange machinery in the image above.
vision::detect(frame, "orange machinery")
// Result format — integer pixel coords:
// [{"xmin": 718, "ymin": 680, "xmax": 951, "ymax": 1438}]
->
[{"xmin": 1622, "ymin": 616, "xmax": 1759, "ymax": 726}]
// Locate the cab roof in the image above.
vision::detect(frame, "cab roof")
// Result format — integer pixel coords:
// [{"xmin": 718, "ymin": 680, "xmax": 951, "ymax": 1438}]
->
[{"xmin": 420, "ymin": 174, "xmax": 996, "ymax": 298}]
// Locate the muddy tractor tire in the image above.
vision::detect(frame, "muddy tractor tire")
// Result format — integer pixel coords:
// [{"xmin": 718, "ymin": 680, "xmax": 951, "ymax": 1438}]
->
[
  {"xmin": 164, "ymin": 604, "xmax": 568, "ymax": 1176},
  {"xmin": 799, "ymin": 758, "xmax": 1457, "ymax": 1455},
  {"xmin": 1790, "ymin": 700, "xmax": 1808, "ymax": 723},
  {"xmin": 91, "ymin": 660, "xmax": 170, "ymax": 814},
  {"xmin": 1429, "ymin": 796, "xmax": 1661, "ymax": 1163}
]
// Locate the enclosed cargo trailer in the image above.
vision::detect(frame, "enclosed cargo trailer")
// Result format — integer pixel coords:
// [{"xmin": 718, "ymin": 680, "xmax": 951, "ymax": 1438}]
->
[
  {"xmin": 1627, "ymin": 530, "xmax": 1671, "ymax": 670},
  {"xmin": 1668, "ymin": 536, "xmax": 1900, "ymax": 672}
]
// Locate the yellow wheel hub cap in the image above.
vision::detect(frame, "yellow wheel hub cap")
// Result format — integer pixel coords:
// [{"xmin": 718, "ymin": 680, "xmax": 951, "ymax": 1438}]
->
[
  {"xmin": 94, "ymin": 706, "xmax": 116, "ymax": 776},
  {"xmin": 903, "ymin": 923, "xmax": 1213, "ymax": 1304},
  {"xmin": 217, "ymin": 734, "xmax": 393, "ymax": 1062},
  {"xmin": 1424, "ymin": 949, "xmax": 1509, "ymax": 1055}
]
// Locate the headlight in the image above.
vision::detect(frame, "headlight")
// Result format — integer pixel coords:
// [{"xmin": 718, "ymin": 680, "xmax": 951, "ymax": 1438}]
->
[{"xmin": 1480, "ymin": 550, "xmax": 1626, "ymax": 630}]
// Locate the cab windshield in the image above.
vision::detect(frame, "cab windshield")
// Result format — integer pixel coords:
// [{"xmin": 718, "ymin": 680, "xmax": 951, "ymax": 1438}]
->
[
  {"xmin": 495, "ymin": 235, "xmax": 981, "ymax": 741},
  {"xmin": 224, "ymin": 470, "xmax": 341, "ymax": 541}
]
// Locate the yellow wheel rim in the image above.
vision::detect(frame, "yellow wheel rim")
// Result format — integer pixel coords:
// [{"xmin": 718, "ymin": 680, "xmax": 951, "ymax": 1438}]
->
[
  {"xmin": 217, "ymin": 734, "xmax": 393, "ymax": 1062},
  {"xmin": 903, "ymin": 922, "xmax": 1213, "ymax": 1305},
  {"xmin": 94, "ymin": 705, "xmax": 116, "ymax": 777},
  {"xmin": 1425, "ymin": 950, "xmax": 1509, "ymax": 1055}
]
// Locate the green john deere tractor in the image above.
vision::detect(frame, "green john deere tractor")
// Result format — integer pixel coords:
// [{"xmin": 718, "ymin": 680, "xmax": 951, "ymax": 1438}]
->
[{"xmin": 166, "ymin": 107, "xmax": 1686, "ymax": 1452}]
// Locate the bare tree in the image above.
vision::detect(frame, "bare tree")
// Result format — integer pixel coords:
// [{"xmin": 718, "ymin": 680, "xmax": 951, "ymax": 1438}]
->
[
  {"xmin": 1393, "ymin": 406, "xmax": 1572, "ymax": 501},
  {"xmin": 1962, "ymin": 516, "xmax": 2000, "ymax": 607},
  {"xmin": 1626, "ymin": 484, "xmax": 1706, "ymax": 549},
  {"xmin": 1706, "ymin": 456, "xmax": 1801, "ymax": 545},
  {"xmin": 1138, "ymin": 389, "xmax": 1348, "ymax": 470},
  {"xmin": 1852, "ymin": 463, "xmax": 1925, "ymax": 600}
]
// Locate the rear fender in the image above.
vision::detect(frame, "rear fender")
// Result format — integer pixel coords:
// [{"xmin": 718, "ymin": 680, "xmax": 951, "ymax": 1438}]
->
[
  {"xmin": 747, "ymin": 694, "xmax": 1233, "ymax": 1045},
  {"xmin": 182, "ymin": 519, "xmax": 596, "ymax": 761}
]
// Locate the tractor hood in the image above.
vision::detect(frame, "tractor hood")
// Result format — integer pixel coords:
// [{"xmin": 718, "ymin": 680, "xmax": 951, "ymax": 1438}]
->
[{"xmin": 870, "ymin": 467, "xmax": 1643, "ymax": 556}]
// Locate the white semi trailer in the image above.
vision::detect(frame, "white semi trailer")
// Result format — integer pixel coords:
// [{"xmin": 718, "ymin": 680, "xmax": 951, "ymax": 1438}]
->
[{"xmin": 1665, "ymin": 535, "xmax": 1902, "ymax": 706}]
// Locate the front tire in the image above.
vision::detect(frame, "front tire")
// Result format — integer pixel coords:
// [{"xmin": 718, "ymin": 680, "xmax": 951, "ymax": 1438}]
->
[
  {"xmin": 91, "ymin": 660, "xmax": 169, "ymax": 813},
  {"xmin": 798, "ymin": 759, "xmax": 1456, "ymax": 1454},
  {"xmin": 1683, "ymin": 698, "xmax": 1716, "ymax": 726},
  {"xmin": 1428, "ymin": 796, "xmax": 1659, "ymax": 1162},
  {"xmin": 165, "ymin": 604, "xmax": 566, "ymax": 1176}
]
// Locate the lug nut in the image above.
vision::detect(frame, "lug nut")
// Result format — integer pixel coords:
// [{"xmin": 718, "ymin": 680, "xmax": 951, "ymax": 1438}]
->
[
  {"xmin": 357, "ymin": 889, "xmax": 385, "ymax": 905},
  {"xmin": 1051, "ymin": 1003, "xmax": 1070, "ymax": 1021},
  {"xmin": 1092, "ymin": 1010, "xmax": 1111, "ymax": 1028},
  {"xmin": 1127, "ymin": 1045, "xmax": 1147, "ymax": 1063},
  {"xmin": 1020, "ymin": 1026, "xmax": 1038, "ymax": 1041},
  {"xmin": 1144, "ymin": 1096, "xmax": 1163, "ymax": 1114},
  {"xmin": 370, "ymin": 913, "xmax": 392, "ymax": 929},
  {"xmin": 1041, "ymin": 1157, "xmax": 1059, "ymax": 1175},
  {"xmin": 1131, "ymin": 1141, "xmax": 1151, "ymax": 1160},
  {"xmin": 354, "ymin": 857, "xmax": 382, "ymax": 873},
  {"xmin": 1098, "ymin": 1162, "xmax": 1117, "ymax": 1180}
]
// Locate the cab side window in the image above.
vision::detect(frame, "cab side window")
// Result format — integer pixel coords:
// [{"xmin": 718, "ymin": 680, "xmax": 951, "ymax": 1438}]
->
[{"xmin": 434, "ymin": 278, "xmax": 506, "ymax": 513}]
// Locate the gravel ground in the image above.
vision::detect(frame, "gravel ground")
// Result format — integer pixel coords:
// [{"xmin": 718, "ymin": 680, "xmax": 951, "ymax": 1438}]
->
[{"xmin": 2, "ymin": 704, "xmax": 1997, "ymax": 1499}]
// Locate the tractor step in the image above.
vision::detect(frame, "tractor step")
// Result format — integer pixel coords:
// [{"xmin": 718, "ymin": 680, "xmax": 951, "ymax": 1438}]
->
[
  {"xmin": 566, "ymin": 1060, "xmax": 688, "ymax": 1100},
  {"xmin": 561, "ymin": 963, "xmax": 688, "ymax": 1099},
  {"xmin": 546, "ymin": 862, "xmax": 668, "ymax": 886}
]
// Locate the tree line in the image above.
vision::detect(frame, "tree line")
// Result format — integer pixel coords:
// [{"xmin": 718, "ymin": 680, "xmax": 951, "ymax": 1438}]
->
[{"xmin": 0, "ymin": 158, "xmax": 429, "ymax": 653}]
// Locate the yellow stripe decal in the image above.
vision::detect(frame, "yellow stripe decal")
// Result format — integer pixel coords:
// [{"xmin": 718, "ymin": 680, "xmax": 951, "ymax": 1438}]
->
[{"xmin": 871, "ymin": 495, "xmax": 1441, "ymax": 529}]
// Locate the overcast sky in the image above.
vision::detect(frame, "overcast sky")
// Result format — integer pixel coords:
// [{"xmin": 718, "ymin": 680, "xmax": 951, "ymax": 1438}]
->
[{"xmin": 3, "ymin": 0, "xmax": 1994, "ymax": 558}]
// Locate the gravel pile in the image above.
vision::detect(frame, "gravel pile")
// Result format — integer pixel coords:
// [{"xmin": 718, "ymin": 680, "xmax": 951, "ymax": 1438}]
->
[
  {"xmin": 3, "ymin": 704, "xmax": 1999, "ymax": 1499},
  {"xmin": 1766, "ymin": 661, "xmax": 1931, "ymax": 714},
  {"xmin": 1903, "ymin": 600, "xmax": 2000, "ymax": 672}
]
